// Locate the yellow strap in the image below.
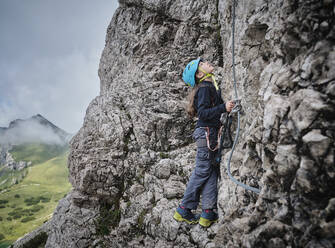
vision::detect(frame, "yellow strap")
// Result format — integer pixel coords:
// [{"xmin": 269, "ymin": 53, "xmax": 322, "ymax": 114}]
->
[
  {"xmin": 198, "ymin": 68, "xmax": 219, "ymax": 91},
  {"xmin": 199, "ymin": 73, "xmax": 212, "ymax": 82},
  {"xmin": 212, "ymin": 75, "xmax": 219, "ymax": 91}
]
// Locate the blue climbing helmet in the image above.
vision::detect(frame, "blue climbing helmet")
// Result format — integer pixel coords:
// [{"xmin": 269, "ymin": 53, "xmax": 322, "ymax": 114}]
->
[
  {"xmin": 182, "ymin": 58, "xmax": 219, "ymax": 90},
  {"xmin": 182, "ymin": 58, "xmax": 201, "ymax": 87}
]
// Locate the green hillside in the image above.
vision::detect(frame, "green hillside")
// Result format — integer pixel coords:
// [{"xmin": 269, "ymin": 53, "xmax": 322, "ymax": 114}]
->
[
  {"xmin": 0, "ymin": 168, "xmax": 27, "ymax": 192},
  {"xmin": 0, "ymin": 151, "xmax": 72, "ymax": 246},
  {"xmin": 0, "ymin": 143, "xmax": 68, "ymax": 191},
  {"xmin": 9, "ymin": 142, "xmax": 68, "ymax": 165}
]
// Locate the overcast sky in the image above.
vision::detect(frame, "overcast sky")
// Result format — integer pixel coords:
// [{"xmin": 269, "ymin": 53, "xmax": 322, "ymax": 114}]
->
[{"xmin": 0, "ymin": 0, "xmax": 119, "ymax": 134}]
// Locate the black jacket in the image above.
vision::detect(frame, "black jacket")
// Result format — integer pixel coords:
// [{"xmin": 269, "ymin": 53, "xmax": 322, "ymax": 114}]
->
[{"xmin": 194, "ymin": 81, "xmax": 226, "ymax": 128}]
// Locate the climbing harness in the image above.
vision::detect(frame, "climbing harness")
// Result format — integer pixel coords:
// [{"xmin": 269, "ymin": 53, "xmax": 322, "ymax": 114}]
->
[
  {"xmin": 204, "ymin": 126, "xmax": 223, "ymax": 151},
  {"xmin": 219, "ymin": 0, "xmax": 261, "ymax": 194}
]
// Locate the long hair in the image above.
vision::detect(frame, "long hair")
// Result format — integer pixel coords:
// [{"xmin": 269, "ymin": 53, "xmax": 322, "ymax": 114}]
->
[{"xmin": 186, "ymin": 81, "xmax": 201, "ymax": 118}]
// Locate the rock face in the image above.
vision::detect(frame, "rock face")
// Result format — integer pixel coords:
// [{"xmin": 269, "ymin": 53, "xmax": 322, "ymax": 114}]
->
[
  {"xmin": 2, "ymin": 151, "xmax": 31, "ymax": 171},
  {"xmin": 0, "ymin": 145, "xmax": 8, "ymax": 165},
  {"xmin": 14, "ymin": 0, "xmax": 335, "ymax": 247},
  {"xmin": 0, "ymin": 145, "xmax": 31, "ymax": 171}
]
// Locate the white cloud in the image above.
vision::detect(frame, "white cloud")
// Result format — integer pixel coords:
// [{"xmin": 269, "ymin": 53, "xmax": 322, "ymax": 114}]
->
[
  {"xmin": 1, "ymin": 49, "xmax": 100, "ymax": 133},
  {"xmin": 1, "ymin": 120, "xmax": 65, "ymax": 145},
  {"xmin": 0, "ymin": 0, "xmax": 119, "ymax": 133}
]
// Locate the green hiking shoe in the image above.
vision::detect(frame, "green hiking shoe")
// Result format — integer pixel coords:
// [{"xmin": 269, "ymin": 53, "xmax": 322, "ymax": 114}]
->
[
  {"xmin": 199, "ymin": 209, "xmax": 218, "ymax": 227},
  {"xmin": 173, "ymin": 206, "xmax": 199, "ymax": 224}
]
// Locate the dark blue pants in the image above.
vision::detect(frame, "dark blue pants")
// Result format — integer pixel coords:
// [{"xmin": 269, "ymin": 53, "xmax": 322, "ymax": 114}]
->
[{"xmin": 181, "ymin": 127, "xmax": 219, "ymax": 210}]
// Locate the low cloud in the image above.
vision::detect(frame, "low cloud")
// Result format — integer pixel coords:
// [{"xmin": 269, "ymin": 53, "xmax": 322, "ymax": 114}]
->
[
  {"xmin": 0, "ymin": 50, "xmax": 100, "ymax": 134},
  {"xmin": 0, "ymin": 119, "xmax": 68, "ymax": 145}
]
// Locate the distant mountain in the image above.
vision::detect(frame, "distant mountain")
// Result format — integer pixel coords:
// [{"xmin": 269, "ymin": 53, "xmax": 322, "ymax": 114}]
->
[
  {"xmin": 0, "ymin": 127, "xmax": 6, "ymax": 136},
  {"xmin": 0, "ymin": 115, "xmax": 71, "ymax": 189},
  {"xmin": 0, "ymin": 114, "xmax": 72, "ymax": 146}
]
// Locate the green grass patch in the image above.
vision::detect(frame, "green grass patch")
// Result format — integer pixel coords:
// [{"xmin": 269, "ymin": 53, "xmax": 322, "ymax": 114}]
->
[
  {"xmin": 24, "ymin": 196, "xmax": 50, "ymax": 206},
  {"xmin": 0, "ymin": 168, "xmax": 27, "ymax": 191},
  {"xmin": 0, "ymin": 151, "xmax": 72, "ymax": 245},
  {"xmin": 9, "ymin": 142, "xmax": 68, "ymax": 165},
  {"xmin": 0, "ymin": 241, "xmax": 12, "ymax": 248},
  {"xmin": 159, "ymin": 152, "xmax": 169, "ymax": 159},
  {"xmin": 137, "ymin": 209, "xmax": 148, "ymax": 229},
  {"xmin": 95, "ymin": 202, "xmax": 121, "ymax": 236},
  {"xmin": 21, "ymin": 216, "xmax": 36, "ymax": 223},
  {"xmin": 0, "ymin": 142, "xmax": 68, "ymax": 191}
]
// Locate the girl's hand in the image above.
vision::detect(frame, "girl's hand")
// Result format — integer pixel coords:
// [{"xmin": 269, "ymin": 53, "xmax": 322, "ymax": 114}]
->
[{"xmin": 226, "ymin": 101, "xmax": 235, "ymax": 112}]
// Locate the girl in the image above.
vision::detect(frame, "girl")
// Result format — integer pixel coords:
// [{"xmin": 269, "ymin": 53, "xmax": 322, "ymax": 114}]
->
[{"xmin": 173, "ymin": 58, "xmax": 235, "ymax": 227}]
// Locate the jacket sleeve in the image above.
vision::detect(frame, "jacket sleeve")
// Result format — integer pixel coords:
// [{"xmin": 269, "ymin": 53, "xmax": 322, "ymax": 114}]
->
[
  {"xmin": 196, "ymin": 87, "xmax": 226, "ymax": 121},
  {"xmin": 217, "ymin": 89, "xmax": 224, "ymax": 104}
]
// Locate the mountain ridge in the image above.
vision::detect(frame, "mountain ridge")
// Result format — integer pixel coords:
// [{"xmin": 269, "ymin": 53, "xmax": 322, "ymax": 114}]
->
[{"xmin": 0, "ymin": 114, "xmax": 71, "ymax": 146}]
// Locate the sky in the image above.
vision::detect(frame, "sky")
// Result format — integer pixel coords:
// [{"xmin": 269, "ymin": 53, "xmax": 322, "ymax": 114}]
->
[{"xmin": 0, "ymin": 0, "xmax": 119, "ymax": 134}]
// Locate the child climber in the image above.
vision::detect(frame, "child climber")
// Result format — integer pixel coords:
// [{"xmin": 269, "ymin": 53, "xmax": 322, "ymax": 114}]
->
[{"xmin": 173, "ymin": 58, "xmax": 235, "ymax": 228}]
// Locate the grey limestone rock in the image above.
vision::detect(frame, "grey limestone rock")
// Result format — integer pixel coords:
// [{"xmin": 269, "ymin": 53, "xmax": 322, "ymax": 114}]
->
[
  {"xmin": 0, "ymin": 145, "xmax": 31, "ymax": 171},
  {"xmin": 14, "ymin": 0, "xmax": 335, "ymax": 247}
]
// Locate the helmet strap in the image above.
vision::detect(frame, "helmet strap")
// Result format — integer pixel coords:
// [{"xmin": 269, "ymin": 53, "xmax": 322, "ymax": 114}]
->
[{"xmin": 198, "ymin": 68, "xmax": 219, "ymax": 91}]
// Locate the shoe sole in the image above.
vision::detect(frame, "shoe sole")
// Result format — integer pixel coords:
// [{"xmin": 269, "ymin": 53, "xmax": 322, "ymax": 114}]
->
[
  {"xmin": 173, "ymin": 211, "xmax": 198, "ymax": 224},
  {"xmin": 199, "ymin": 217, "xmax": 218, "ymax": 227}
]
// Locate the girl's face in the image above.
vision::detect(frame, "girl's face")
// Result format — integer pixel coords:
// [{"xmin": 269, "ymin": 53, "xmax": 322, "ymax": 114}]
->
[{"xmin": 198, "ymin": 60, "xmax": 214, "ymax": 74}]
